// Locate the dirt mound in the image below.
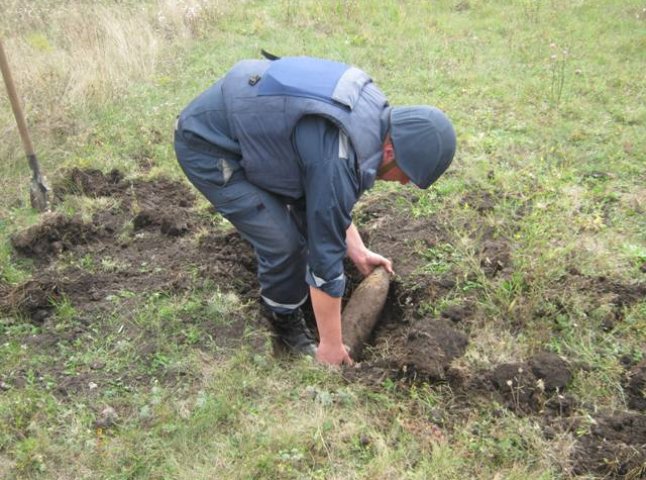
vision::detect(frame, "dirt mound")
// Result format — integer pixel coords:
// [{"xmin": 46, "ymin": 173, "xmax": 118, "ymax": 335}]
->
[
  {"xmin": 479, "ymin": 238, "xmax": 511, "ymax": 278},
  {"xmin": 572, "ymin": 413, "xmax": 646, "ymax": 478},
  {"xmin": 529, "ymin": 352, "xmax": 572, "ymax": 391},
  {"xmin": 133, "ymin": 207, "xmax": 191, "ymax": 236},
  {"xmin": 440, "ymin": 302, "xmax": 475, "ymax": 324},
  {"xmin": 536, "ymin": 270, "xmax": 646, "ymax": 337},
  {"xmin": 53, "ymin": 168, "xmax": 125, "ymax": 198},
  {"xmin": 0, "ymin": 268, "xmax": 116, "ymax": 322},
  {"xmin": 589, "ymin": 275, "xmax": 646, "ymax": 307},
  {"xmin": 54, "ymin": 167, "xmax": 196, "ymax": 210},
  {"xmin": 491, "ymin": 362, "xmax": 541, "ymax": 411},
  {"xmin": 624, "ymin": 360, "xmax": 646, "ymax": 411},
  {"xmin": 392, "ymin": 319, "xmax": 468, "ymax": 380},
  {"xmin": 562, "ymin": 269, "xmax": 646, "ymax": 314},
  {"xmin": 11, "ymin": 213, "xmax": 98, "ymax": 259},
  {"xmin": 0, "ymin": 274, "xmax": 61, "ymax": 321},
  {"xmin": 3, "ymin": 227, "xmax": 258, "ymax": 322},
  {"xmin": 489, "ymin": 353, "xmax": 572, "ymax": 413}
]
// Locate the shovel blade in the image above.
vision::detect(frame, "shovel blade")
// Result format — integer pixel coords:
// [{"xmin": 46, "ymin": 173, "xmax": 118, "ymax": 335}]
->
[{"xmin": 30, "ymin": 177, "xmax": 49, "ymax": 212}]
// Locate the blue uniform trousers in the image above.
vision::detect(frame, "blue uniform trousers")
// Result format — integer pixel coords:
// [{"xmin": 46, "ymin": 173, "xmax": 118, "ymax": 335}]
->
[{"xmin": 174, "ymin": 130, "xmax": 309, "ymax": 314}]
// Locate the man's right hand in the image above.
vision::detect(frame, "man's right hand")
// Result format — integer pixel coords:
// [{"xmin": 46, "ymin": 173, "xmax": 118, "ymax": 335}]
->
[{"xmin": 316, "ymin": 341, "xmax": 353, "ymax": 366}]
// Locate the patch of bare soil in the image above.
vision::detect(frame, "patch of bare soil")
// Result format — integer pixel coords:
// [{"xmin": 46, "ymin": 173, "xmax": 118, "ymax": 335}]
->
[
  {"xmin": 479, "ymin": 237, "xmax": 511, "ymax": 278},
  {"xmin": 355, "ymin": 191, "xmax": 446, "ymax": 279},
  {"xmin": 624, "ymin": 360, "xmax": 646, "ymax": 412},
  {"xmin": 562, "ymin": 268, "xmax": 646, "ymax": 324},
  {"xmin": 53, "ymin": 167, "xmax": 196, "ymax": 210},
  {"xmin": 572, "ymin": 413, "xmax": 646, "ymax": 478},
  {"xmin": 1, "ymin": 170, "xmax": 257, "ymax": 364},
  {"xmin": 11, "ymin": 213, "xmax": 100, "ymax": 259},
  {"xmin": 488, "ymin": 352, "xmax": 573, "ymax": 415},
  {"xmin": 373, "ymin": 319, "xmax": 468, "ymax": 381}
]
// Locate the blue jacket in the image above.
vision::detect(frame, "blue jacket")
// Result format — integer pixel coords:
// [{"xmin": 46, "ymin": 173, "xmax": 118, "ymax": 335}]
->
[{"xmin": 221, "ymin": 56, "xmax": 390, "ymax": 198}]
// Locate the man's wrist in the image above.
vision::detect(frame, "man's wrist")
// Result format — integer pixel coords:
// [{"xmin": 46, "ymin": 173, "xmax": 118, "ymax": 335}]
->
[
  {"xmin": 318, "ymin": 335, "xmax": 344, "ymax": 348},
  {"xmin": 348, "ymin": 245, "xmax": 368, "ymax": 265}
]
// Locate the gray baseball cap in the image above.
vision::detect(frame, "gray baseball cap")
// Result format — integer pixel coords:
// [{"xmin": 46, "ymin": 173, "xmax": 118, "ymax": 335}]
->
[{"xmin": 390, "ymin": 106, "xmax": 456, "ymax": 189}]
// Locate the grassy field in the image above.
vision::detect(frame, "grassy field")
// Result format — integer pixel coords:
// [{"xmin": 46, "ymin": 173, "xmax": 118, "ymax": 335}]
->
[{"xmin": 1, "ymin": 1, "xmax": 645, "ymax": 479}]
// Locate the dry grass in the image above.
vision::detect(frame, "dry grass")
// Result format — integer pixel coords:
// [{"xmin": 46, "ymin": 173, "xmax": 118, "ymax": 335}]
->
[{"xmin": 0, "ymin": 0, "xmax": 231, "ymax": 213}]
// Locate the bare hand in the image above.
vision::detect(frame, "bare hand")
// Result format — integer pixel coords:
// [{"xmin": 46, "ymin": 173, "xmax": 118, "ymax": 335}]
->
[
  {"xmin": 316, "ymin": 341, "xmax": 353, "ymax": 366},
  {"xmin": 354, "ymin": 249, "xmax": 394, "ymax": 277}
]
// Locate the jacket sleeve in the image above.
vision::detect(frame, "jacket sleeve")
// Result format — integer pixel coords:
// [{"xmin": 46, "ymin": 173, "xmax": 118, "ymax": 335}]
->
[{"xmin": 292, "ymin": 116, "xmax": 360, "ymax": 298}]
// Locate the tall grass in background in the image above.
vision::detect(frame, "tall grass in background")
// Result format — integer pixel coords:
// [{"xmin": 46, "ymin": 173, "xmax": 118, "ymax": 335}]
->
[{"xmin": 0, "ymin": 0, "xmax": 230, "ymax": 214}]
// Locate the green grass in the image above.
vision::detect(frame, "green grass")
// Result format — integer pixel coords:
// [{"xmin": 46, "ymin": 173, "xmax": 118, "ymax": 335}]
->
[{"xmin": 1, "ymin": 0, "xmax": 645, "ymax": 478}]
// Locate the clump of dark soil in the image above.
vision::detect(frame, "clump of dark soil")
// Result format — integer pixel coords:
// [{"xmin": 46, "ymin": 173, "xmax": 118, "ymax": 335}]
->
[
  {"xmin": 489, "ymin": 353, "xmax": 572, "ymax": 414},
  {"xmin": 529, "ymin": 352, "xmax": 572, "ymax": 391},
  {"xmin": 0, "ymin": 269, "xmax": 116, "ymax": 322},
  {"xmin": 479, "ymin": 238, "xmax": 511, "ymax": 278},
  {"xmin": 133, "ymin": 207, "xmax": 191, "ymax": 236},
  {"xmin": 624, "ymin": 360, "xmax": 646, "ymax": 412},
  {"xmin": 491, "ymin": 362, "xmax": 540, "ymax": 411},
  {"xmin": 572, "ymin": 413, "xmax": 646, "ymax": 478},
  {"xmin": 590, "ymin": 275, "xmax": 646, "ymax": 308},
  {"xmin": 54, "ymin": 167, "xmax": 196, "ymax": 210},
  {"xmin": 440, "ymin": 302, "xmax": 475, "ymax": 324},
  {"xmin": 53, "ymin": 168, "xmax": 125, "ymax": 198},
  {"xmin": 198, "ymin": 230, "xmax": 257, "ymax": 296},
  {"xmin": 11, "ymin": 213, "xmax": 98, "ymax": 259},
  {"xmin": 561, "ymin": 269, "xmax": 646, "ymax": 320},
  {"xmin": 393, "ymin": 319, "xmax": 468, "ymax": 381}
]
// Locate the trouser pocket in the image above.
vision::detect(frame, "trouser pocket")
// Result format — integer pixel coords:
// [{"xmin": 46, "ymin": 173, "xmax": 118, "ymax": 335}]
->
[{"xmin": 174, "ymin": 131, "xmax": 241, "ymax": 189}]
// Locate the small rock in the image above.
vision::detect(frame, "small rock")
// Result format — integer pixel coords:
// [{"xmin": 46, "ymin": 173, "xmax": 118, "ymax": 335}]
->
[
  {"xmin": 359, "ymin": 433, "xmax": 371, "ymax": 446},
  {"xmin": 94, "ymin": 406, "xmax": 118, "ymax": 429}
]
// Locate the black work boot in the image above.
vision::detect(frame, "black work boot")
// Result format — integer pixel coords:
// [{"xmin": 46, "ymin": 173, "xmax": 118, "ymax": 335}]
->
[{"xmin": 263, "ymin": 307, "xmax": 317, "ymax": 357}]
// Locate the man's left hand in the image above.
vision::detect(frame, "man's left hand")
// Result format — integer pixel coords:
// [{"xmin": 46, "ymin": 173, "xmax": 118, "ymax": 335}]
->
[{"xmin": 353, "ymin": 249, "xmax": 394, "ymax": 277}]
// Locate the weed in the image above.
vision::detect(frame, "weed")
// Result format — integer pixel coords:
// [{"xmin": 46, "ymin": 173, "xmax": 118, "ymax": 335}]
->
[
  {"xmin": 420, "ymin": 243, "xmax": 459, "ymax": 275},
  {"xmin": 51, "ymin": 295, "xmax": 76, "ymax": 324}
]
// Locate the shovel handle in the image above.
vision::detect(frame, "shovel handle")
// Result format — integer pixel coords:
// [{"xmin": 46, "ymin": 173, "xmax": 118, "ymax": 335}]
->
[{"xmin": 0, "ymin": 38, "xmax": 36, "ymax": 160}]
